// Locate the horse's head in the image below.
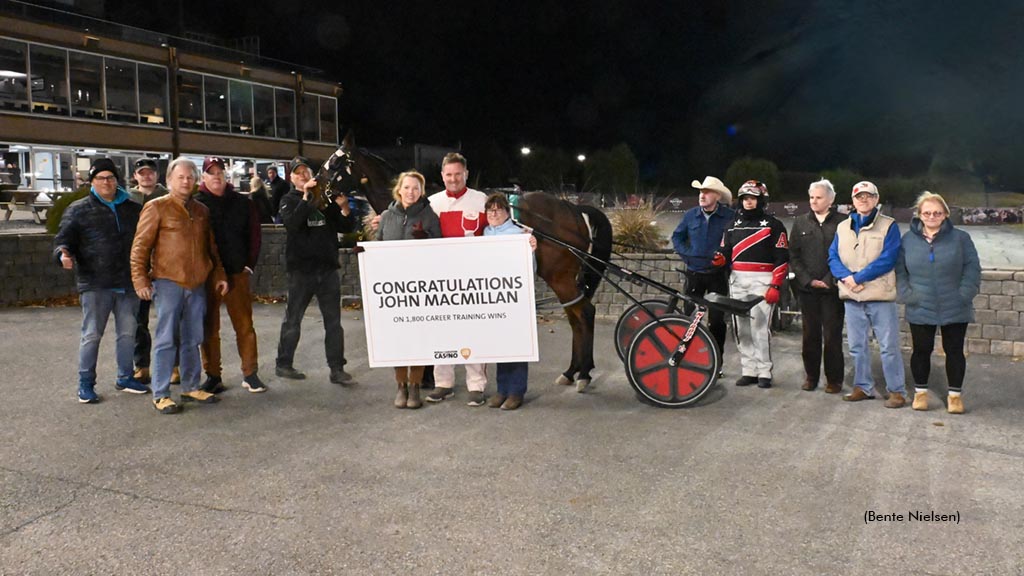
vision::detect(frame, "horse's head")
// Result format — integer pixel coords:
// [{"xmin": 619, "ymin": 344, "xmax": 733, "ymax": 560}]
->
[{"xmin": 317, "ymin": 147, "xmax": 361, "ymax": 200}]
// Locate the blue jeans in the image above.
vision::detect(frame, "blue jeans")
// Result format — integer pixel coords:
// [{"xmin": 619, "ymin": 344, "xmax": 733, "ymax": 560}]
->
[
  {"xmin": 79, "ymin": 289, "xmax": 139, "ymax": 386},
  {"xmin": 844, "ymin": 300, "xmax": 906, "ymax": 395},
  {"xmin": 152, "ymin": 279, "xmax": 206, "ymax": 399},
  {"xmin": 496, "ymin": 362, "xmax": 528, "ymax": 397}
]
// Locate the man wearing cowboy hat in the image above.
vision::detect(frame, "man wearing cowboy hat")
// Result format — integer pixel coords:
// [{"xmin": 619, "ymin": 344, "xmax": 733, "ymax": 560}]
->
[{"xmin": 671, "ymin": 176, "xmax": 735, "ymax": 364}]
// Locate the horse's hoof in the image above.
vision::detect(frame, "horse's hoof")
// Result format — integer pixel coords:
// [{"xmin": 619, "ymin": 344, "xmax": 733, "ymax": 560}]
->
[
  {"xmin": 555, "ymin": 375, "xmax": 572, "ymax": 386},
  {"xmin": 576, "ymin": 379, "xmax": 590, "ymax": 393}
]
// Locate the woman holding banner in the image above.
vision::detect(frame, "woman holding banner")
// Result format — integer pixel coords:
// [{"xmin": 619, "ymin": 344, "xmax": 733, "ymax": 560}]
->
[
  {"xmin": 482, "ymin": 192, "xmax": 537, "ymax": 410},
  {"xmin": 375, "ymin": 171, "xmax": 441, "ymax": 408}
]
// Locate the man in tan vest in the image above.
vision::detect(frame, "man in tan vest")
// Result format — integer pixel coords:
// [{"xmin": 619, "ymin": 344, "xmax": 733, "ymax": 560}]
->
[{"xmin": 827, "ymin": 181, "xmax": 907, "ymax": 408}]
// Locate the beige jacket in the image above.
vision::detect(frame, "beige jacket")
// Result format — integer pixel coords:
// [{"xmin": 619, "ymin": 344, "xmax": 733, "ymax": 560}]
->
[
  {"xmin": 131, "ymin": 194, "xmax": 226, "ymax": 291},
  {"xmin": 834, "ymin": 213, "xmax": 897, "ymax": 302}
]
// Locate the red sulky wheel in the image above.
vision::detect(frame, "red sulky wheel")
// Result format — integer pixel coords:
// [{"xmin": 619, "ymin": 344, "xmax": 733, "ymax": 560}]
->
[
  {"xmin": 625, "ymin": 315, "xmax": 721, "ymax": 408},
  {"xmin": 613, "ymin": 299, "xmax": 678, "ymax": 361}
]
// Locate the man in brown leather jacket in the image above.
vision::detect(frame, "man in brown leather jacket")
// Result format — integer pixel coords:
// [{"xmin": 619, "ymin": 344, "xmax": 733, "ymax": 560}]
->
[{"xmin": 131, "ymin": 157, "xmax": 228, "ymax": 414}]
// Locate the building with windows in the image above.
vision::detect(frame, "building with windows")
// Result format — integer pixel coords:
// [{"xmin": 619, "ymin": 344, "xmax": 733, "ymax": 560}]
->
[{"xmin": 0, "ymin": 2, "xmax": 343, "ymax": 192}]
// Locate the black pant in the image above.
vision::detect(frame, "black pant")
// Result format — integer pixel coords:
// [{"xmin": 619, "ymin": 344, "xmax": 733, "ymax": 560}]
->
[
  {"xmin": 909, "ymin": 323, "xmax": 967, "ymax": 392},
  {"xmin": 798, "ymin": 290, "xmax": 845, "ymax": 385},
  {"xmin": 134, "ymin": 297, "xmax": 152, "ymax": 368},
  {"xmin": 682, "ymin": 270, "xmax": 728, "ymax": 359},
  {"xmin": 277, "ymin": 269, "xmax": 346, "ymax": 370}
]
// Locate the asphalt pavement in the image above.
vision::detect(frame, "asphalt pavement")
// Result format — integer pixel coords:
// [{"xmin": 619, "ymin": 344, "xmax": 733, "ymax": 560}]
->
[{"xmin": 1, "ymin": 304, "xmax": 1023, "ymax": 575}]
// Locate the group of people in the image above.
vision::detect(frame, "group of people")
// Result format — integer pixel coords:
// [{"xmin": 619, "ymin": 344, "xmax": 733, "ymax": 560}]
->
[
  {"xmin": 673, "ymin": 176, "xmax": 981, "ymax": 413},
  {"xmin": 372, "ymin": 154, "xmax": 536, "ymax": 410},
  {"xmin": 55, "ymin": 155, "xmax": 359, "ymax": 414},
  {"xmin": 56, "ymin": 152, "xmax": 536, "ymax": 414}
]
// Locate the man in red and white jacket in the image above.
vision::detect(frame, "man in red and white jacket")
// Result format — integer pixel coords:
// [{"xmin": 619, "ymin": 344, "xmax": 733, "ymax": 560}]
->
[
  {"xmin": 713, "ymin": 180, "xmax": 789, "ymax": 389},
  {"xmin": 424, "ymin": 153, "xmax": 490, "ymax": 406}
]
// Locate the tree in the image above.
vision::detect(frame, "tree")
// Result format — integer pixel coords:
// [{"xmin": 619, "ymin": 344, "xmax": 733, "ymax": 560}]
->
[
  {"xmin": 819, "ymin": 168, "xmax": 864, "ymax": 200},
  {"xmin": 584, "ymin": 143, "xmax": 639, "ymax": 197},
  {"xmin": 520, "ymin": 146, "xmax": 573, "ymax": 191}
]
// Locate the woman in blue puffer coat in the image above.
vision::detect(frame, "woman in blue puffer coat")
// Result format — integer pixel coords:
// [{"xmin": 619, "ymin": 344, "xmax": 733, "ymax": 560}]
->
[{"xmin": 896, "ymin": 192, "xmax": 981, "ymax": 415}]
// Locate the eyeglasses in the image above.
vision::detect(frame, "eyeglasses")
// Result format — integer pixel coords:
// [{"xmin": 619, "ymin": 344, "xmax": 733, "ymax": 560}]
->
[
  {"xmin": 920, "ymin": 211, "xmax": 946, "ymax": 218},
  {"xmin": 93, "ymin": 175, "xmax": 117, "ymax": 183},
  {"xmin": 486, "ymin": 208, "xmax": 507, "ymax": 215}
]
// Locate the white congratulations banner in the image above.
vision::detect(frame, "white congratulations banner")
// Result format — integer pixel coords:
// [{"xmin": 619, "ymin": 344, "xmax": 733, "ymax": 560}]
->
[{"xmin": 357, "ymin": 235, "xmax": 539, "ymax": 367}]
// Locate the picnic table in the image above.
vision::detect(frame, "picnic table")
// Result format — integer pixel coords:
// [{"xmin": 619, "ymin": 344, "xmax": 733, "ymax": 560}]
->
[{"xmin": 0, "ymin": 188, "xmax": 72, "ymax": 224}]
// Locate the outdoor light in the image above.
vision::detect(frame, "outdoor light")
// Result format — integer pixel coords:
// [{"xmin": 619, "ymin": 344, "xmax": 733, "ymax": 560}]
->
[
  {"xmin": 577, "ymin": 154, "xmax": 586, "ymax": 162},
  {"xmin": 520, "ymin": 147, "xmax": 531, "ymax": 156}
]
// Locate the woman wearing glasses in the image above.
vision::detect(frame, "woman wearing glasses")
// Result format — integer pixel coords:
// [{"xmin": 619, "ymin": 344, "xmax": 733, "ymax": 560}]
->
[{"xmin": 896, "ymin": 192, "xmax": 981, "ymax": 414}]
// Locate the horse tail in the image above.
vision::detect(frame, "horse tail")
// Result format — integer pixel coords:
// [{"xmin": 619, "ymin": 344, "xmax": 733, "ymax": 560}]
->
[{"xmin": 578, "ymin": 205, "xmax": 613, "ymax": 299}]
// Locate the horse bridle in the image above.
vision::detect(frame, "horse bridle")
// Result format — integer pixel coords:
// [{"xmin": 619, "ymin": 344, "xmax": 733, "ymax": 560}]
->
[{"xmin": 318, "ymin": 147, "xmax": 361, "ymax": 198}]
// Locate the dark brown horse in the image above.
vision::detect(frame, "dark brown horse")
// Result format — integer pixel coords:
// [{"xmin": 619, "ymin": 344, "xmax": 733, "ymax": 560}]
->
[
  {"xmin": 516, "ymin": 192, "xmax": 613, "ymax": 390},
  {"xmin": 322, "ymin": 135, "xmax": 614, "ymax": 391}
]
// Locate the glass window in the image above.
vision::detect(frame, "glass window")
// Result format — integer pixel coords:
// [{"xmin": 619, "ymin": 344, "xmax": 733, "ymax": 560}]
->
[
  {"xmin": 229, "ymin": 79, "xmax": 252, "ymax": 135},
  {"xmin": 319, "ymin": 95, "xmax": 337, "ymax": 144},
  {"xmin": 105, "ymin": 58, "xmax": 137, "ymax": 123},
  {"xmin": 69, "ymin": 51, "xmax": 103, "ymax": 119},
  {"xmin": 29, "ymin": 44, "xmax": 69, "ymax": 116},
  {"xmin": 275, "ymin": 88, "xmax": 295, "ymax": 139},
  {"xmin": 252, "ymin": 84, "xmax": 274, "ymax": 137},
  {"xmin": 138, "ymin": 63, "xmax": 168, "ymax": 126},
  {"xmin": 204, "ymin": 75, "xmax": 228, "ymax": 132},
  {"xmin": 301, "ymin": 92, "xmax": 318, "ymax": 142},
  {"xmin": 177, "ymin": 70, "xmax": 203, "ymax": 129},
  {"xmin": 0, "ymin": 38, "xmax": 29, "ymax": 112}
]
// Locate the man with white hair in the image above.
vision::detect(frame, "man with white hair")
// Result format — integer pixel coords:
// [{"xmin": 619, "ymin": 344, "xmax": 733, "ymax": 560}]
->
[
  {"xmin": 671, "ymin": 176, "xmax": 735, "ymax": 364},
  {"xmin": 131, "ymin": 157, "xmax": 228, "ymax": 414},
  {"xmin": 788, "ymin": 179, "xmax": 848, "ymax": 394}
]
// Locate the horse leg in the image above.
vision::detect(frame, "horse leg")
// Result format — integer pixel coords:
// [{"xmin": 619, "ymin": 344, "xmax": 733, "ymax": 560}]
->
[
  {"xmin": 566, "ymin": 299, "xmax": 597, "ymax": 392},
  {"xmin": 556, "ymin": 305, "xmax": 582, "ymax": 387}
]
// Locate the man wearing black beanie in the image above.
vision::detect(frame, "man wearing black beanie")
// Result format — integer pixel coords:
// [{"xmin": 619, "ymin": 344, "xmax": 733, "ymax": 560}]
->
[{"xmin": 54, "ymin": 158, "xmax": 148, "ymax": 403}]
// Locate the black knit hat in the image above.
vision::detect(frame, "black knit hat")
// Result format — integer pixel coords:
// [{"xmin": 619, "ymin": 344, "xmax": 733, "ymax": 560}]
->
[{"xmin": 89, "ymin": 158, "xmax": 120, "ymax": 182}]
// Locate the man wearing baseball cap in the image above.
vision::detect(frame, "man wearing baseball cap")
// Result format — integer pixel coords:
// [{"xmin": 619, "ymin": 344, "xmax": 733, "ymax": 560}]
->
[
  {"xmin": 128, "ymin": 158, "xmax": 168, "ymax": 384},
  {"xmin": 54, "ymin": 158, "xmax": 147, "ymax": 403},
  {"xmin": 827, "ymin": 181, "xmax": 907, "ymax": 408},
  {"xmin": 276, "ymin": 155, "xmax": 357, "ymax": 385},
  {"xmin": 671, "ymin": 176, "xmax": 735, "ymax": 366},
  {"xmin": 195, "ymin": 156, "xmax": 265, "ymax": 394}
]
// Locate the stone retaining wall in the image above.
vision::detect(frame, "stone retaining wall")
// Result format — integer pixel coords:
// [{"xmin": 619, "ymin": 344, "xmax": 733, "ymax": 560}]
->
[{"xmin": 2, "ymin": 231, "xmax": 1022, "ymax": 356}]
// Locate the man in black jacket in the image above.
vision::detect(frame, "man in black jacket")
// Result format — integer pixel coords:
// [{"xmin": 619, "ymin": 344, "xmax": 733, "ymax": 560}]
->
[
  {"xmin": 788, "ymin": 179, "xmax": 848, "ymax": 394},
  {"xmin": 267, "ymin": 166, "xmax": 290, "ymax": 221},
  {"xmin": 275, "ymin": 156, "xmax": 357, "ymax": 384},
  {"xmin": 195, "ymin": 157, "xmax": 265, "ymax": 393},
  {"xmin": 54, "ymin": 158, "xmax": 148, "ymax": 403},
  {"xmin": 128, "ymin": 158, "xmax": 168, "ymax": 384}
]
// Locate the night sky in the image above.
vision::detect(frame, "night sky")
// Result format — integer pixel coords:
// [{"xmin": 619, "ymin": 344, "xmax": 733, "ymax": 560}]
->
[{"xmin": 100, "ymin": 0, "xmax": 1024, "ymax": 186}]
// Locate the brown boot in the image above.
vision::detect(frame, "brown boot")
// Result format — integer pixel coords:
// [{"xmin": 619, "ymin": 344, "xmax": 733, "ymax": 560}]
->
[
  {"xmin": 134, "ymin": 367, "xmax": 151, "ymax": 384},
  {"xmin": 394, "ymin": 382, "xmax": 408, "ymax": 409},
  {"xmin": 947, "ymin": 394, "xmax": 964, "ymax": 414},
  {"xmin": 801, "ymin": 378, "xmax": 818, "ymax": 391},
  {"xmin": 824, "ymin": 382, "xmax": 842, "ymax": 394},
  {"xmin": 406, "ymin": 383, "xmax": 422, "ymax": 409},
  {"xmin": 884, "ymin": 392, "xmax": 906, "ymax": 409},
  {"xmin": 912, "ymin": 391, "xmax": 929, "ymax": 411},
  {"xmin": 843, "ymin": 388, "xmax": 876, "ymax": 402}
]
